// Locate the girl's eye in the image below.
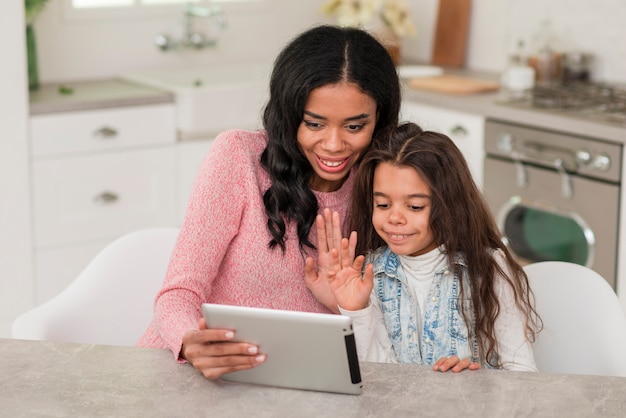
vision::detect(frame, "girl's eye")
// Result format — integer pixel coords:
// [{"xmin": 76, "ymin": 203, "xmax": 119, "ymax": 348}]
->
[
  {"xmin": 375, "ymin": 203, "xmax": 389, "ymax": 209},
  {"xmin": 410, "ymin": 205, "xmax": 425, "ymax": 211}
]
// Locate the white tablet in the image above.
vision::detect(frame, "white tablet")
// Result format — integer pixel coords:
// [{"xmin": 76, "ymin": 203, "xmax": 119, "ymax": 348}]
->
[{"xmin": 201, "ymin": 303, "xmax": 362, "ymax": 395}]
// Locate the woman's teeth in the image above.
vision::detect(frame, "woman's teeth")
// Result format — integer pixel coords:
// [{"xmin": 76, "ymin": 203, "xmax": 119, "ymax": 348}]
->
[{"xmin": 321, "ymin": 158, "xmax": 344, "ymax": 167}]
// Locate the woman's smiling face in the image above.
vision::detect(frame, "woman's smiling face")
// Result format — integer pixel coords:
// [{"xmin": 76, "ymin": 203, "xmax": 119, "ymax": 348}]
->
[{"xmin": 297, "ymin": 82, "xmax": 377, "ymax": 192}]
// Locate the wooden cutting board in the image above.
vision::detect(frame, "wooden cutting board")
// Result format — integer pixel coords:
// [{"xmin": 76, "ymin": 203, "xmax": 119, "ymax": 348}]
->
[
  {"xmin": 408, "ymin": 75, "xmax": 499, "ymax": 95},
  {"xmin": 432, "ymin": 0, "xmax": 472, "ymax": 67}
]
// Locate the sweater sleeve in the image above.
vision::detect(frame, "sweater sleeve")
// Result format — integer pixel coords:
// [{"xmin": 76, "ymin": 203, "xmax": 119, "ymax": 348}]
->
[
  {"xmin": 152, "ymin": 130, "xmax": 258, "ymax": 360},
  {"xmin": 492, "ymin": 250, "xmax": 538, "ymax": 372}
]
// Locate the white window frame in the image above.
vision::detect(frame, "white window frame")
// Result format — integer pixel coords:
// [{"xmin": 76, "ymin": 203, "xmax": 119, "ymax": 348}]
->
[{"xmin": 62, "ymin": 0, "xmax": 273, "ymax": 21}]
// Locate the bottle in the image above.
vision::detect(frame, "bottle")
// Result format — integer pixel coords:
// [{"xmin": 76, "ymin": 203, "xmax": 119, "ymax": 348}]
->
[
  {"xmin": 501, "ymin": 40, "xmax": 535, "ymax": 100},
  {"xmin": 528, "ymin": 20, "xmax": 562, "ymax": 86}
]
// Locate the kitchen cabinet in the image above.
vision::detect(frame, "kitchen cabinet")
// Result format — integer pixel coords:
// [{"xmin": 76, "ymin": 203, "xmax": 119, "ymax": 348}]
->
[
  {"xmin": 29, "ymin": 103, "xmax": 178, "ymax": 304},
  {"xmin": 400, "ymin": 101, "xmax": 485, "ymax": 189}
]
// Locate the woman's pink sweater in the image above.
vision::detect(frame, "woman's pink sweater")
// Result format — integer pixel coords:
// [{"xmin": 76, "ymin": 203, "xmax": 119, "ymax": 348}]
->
[{"xmin": 137, "ymin": 129, "xmax": 354, "ymax": 359}]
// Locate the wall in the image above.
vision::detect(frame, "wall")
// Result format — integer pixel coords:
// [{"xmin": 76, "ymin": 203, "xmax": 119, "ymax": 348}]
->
[
  {"xmin": 35, "ymin": 0, "xmax": 331, "ymax": 83},
  {"xmin": 34, "ymin": 0, "xmax": 626, "ymax": 84},
  {"xmin": 0, "ymin": 3, "xmax": 33, "ymax": 336}
]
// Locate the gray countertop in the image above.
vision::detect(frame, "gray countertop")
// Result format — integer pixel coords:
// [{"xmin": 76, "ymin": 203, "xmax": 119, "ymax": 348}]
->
[
  {"xmin": 2, "ymin": 338, "xmax": 626, "ymax": 417},
  {"xmin": 401, "ymin": 71, "xmax": 626, "ymax": 144},
  {"xmin": 29, "ymin": 78, "xmax": 174, "ymax": 115},
  {"xmin": 28, "ymin": 72, "xmax": 626, "ymax": 145}
]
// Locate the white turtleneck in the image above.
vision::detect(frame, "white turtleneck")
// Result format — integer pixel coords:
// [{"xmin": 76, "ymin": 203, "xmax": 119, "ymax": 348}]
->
[{"xmin": 398, "ymin": 246, "xmax": 447, "ymax": 343}]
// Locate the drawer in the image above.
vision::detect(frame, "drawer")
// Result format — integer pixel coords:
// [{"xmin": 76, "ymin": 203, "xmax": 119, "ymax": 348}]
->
[
  {"xmin": 32, "ymin": 146, "xmax": 178, "ymax": 247},
  {"xmin": 30, "ymin": 104, "xmax": 176, "ymax": 158}
]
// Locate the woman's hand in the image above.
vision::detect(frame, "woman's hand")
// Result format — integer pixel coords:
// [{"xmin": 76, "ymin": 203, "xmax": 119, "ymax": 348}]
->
[
  {"xmin": 181, "ymin": 318, "xmax": 266, "ymax": 380},
  {"xmin": 432, "ymin": 355, "xmax": 482, "ymax": 373},
  {"xmin": 304, "ymin": 209, "xmax": 355, "ymax": 313}
]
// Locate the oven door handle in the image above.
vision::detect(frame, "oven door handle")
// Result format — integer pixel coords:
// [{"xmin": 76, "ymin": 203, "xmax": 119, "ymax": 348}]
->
[
  {"xmin": 514, "ymin": 141, "xmax": 578, "ymax": 172},
  {"xmin": 510, "ymin": 144, "xmax": 575, "ymax": 199}
]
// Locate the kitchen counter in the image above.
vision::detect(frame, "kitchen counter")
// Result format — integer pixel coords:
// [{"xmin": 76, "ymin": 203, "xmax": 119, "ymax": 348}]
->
[
  {"xmin": 400, "ymin": 67, "xmax": 626, "ymax": 144},
  {"xmin": 29, "ymin": 72, "xmax": 626, "ymax": 144},
  {"xmin": 2, "ymin": 338, "xmax": 626, "ymax": 417},
  {"xmin": 29, "ymin": 78, "xmax": 174, "ymax": 115}
]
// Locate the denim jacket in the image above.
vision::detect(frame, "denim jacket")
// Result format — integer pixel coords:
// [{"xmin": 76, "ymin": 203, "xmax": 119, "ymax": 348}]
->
[{"xmin": 367, "ymin": 246, "xmax": 487, "ymax": 366}]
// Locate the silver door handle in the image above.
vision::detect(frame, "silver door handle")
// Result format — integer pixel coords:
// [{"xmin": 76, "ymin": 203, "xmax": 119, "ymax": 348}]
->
[{"xmin": 555, "ymin": 158, "xmax": 573, "ymax": 199}]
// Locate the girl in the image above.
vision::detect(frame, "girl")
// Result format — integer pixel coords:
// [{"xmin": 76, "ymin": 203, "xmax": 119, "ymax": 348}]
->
[
  {"xmin": 137, "ymin": 25, "xmax": 401, "ymax": 380},
  {"xmin": 312, "ymin": 122, "xmax": 541, "ymax": 372}
]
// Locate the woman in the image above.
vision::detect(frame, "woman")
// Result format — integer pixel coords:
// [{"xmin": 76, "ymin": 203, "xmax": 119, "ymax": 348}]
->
[{"xmin": 137, "ymin": 25, "xmax": 401, "ymax": 380}]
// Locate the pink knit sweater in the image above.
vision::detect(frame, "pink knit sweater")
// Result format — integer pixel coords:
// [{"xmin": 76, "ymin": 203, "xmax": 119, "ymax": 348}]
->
[{"xmin": 137, "ymin": 129, "xmax": 354, "ymax": 359}]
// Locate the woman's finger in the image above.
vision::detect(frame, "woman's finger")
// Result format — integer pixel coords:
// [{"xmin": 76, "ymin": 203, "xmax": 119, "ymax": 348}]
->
[
  {"xmin": 331, "ymin": 210, "xmax": 343, "ymax": 251},
  {"xmin": 315, "ymin": 213, "xmax": 329, "ymax": 253},
  {"xmin": 323, "ymin": 208, "xmax": 334, "ymax": 250}
]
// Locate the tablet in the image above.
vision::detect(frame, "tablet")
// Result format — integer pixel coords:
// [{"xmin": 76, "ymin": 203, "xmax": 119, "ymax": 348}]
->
[{"xmin": 201, "ymin": 303, "xmax": 362, "ymax": 395}]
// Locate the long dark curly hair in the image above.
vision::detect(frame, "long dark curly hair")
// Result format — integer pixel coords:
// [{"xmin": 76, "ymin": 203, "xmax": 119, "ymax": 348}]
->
[
  {"xmin": 351, "ymin": 122, "xmax": 542, "ymax": 367},
  {"xmin": 260, "ymin": 25, "xmax": 401, "ymax": 251}
]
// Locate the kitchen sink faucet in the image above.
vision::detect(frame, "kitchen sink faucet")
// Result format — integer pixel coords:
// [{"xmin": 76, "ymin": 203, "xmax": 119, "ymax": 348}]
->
[{"xmin": 155, "ymin": 2, "xmax": 228, "ymax": 51}]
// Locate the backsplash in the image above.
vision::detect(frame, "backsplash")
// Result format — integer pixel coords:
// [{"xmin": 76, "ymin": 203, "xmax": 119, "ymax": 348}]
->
[
  {"xmin": 403, "ymin": 0, "xmax": 626, "ymax": 84},
  {"xmin": 33, "ymin": 0, "xmax": 626, "ymax": 84}
]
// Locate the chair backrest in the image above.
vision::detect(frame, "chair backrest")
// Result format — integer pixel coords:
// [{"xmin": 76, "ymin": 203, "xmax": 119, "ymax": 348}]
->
[
  {"xmin": 524, "ymin": 261, "xmax": 626, "ymax": 377},
  {"xmin": 12, "ymin": 227, "xmax": 179, "ymax": 346}
]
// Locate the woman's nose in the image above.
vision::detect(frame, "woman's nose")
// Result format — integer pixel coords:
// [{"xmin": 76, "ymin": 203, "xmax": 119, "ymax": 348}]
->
[{"xmin": 320, "ymin": 128, "xmax": 345, "ymax": 153}]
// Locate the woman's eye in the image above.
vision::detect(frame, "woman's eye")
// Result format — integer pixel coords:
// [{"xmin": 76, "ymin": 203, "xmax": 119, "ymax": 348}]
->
[
  {"xmin": 304, "ymin": 121, "xmax": 323, "ymax": 129},
  {"xmin": 346, "ymin": 124, "xmax": 365, "ymax": 132}
]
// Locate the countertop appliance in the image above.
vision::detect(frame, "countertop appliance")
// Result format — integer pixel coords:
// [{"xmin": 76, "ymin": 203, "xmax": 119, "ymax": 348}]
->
[
  {"xmin": 501, "ymin": 82, "xmax": 626, "ymax": 127},
  {"xmin": 484, "ymin": 117, "xmax": 622, "ymax": 288}
]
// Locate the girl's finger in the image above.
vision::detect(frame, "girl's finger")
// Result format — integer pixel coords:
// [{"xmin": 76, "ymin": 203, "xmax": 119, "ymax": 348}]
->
[
  {"xmin": 348, "ymin": 230, "xmax": 357, "ymax": 262},
  {"xmin": 340, "ymin": 237, "xmax": 351, "ymax": 268}
]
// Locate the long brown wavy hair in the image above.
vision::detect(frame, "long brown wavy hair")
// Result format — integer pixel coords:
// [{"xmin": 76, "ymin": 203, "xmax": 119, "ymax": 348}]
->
[{"xmin": 350, "ymin": 122, "xmax": 541, "ymax": 367}]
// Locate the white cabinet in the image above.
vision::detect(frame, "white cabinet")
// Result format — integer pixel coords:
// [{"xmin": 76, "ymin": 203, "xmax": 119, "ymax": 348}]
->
[
  {"xmin": 400, "ymin": 102, "xmax": 485, "ymax": 188},
  {"xmin": 29, "ymin": 103, "xmax": 178, "ymax": 304}
]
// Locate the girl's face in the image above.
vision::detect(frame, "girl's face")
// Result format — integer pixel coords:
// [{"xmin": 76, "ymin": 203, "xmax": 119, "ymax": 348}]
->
[
  {"xmin": 297, "ymin": 82, "xmax": 377, "ymax": 192},
  {"xmin": 372, "ymin": 162, "xmax": 438, "ymax": 257}
]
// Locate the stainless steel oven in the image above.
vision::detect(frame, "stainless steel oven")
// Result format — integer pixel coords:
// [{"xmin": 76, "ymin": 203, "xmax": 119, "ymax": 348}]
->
[{"xmin": 484, "ymin": 119, "xmax": 622, "ymax": 288}]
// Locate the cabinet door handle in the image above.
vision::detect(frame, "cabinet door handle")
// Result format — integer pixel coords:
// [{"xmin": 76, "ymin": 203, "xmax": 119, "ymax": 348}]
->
[
  {"xmin": 93, "ymin": 126, "xmax": 118, "ymax": 139},
  {"xmin": 450, "ymin": 124, "xmax": 468, "ymax": 138},
  {"xmin": 93, "ymin": 191, "xmax": 119, "ymax": 205}
]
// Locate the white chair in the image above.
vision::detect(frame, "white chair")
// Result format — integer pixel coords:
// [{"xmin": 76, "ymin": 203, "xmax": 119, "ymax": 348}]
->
[
  {"xmin": 12, "ymin": 227, "xmax": 179, "ymax": 346},
  {"xmin": 524, "ymin": 261, "xmax": 626, "ymax": 377}
]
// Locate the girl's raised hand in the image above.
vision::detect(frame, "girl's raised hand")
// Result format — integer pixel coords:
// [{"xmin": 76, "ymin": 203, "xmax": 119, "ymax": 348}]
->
[
  {"xmin": 326, "ymin": 235, "xmax": 374, "ymax": 312},
  {"xmin": 304, "ymin": 208, "xmax": 351, "ymax": 313}
]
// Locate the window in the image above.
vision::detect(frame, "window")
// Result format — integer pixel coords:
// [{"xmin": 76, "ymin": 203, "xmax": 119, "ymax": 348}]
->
[
  {"xmin": 64, "ymin": 0, "xmax": 267, "ymax": 20},
  {"xmin": 71, "ymin": 0, "xmax": 250, "ymax": 8}
]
